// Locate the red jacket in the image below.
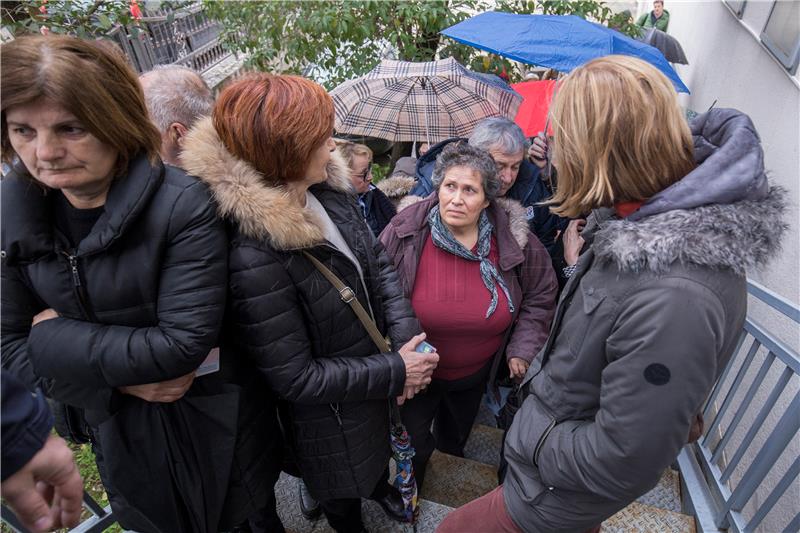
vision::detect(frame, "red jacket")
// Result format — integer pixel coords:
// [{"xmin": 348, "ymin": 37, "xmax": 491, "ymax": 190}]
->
[{"xmin": 379, "ymin": 194, "xmax": 558, "ymax": 381}]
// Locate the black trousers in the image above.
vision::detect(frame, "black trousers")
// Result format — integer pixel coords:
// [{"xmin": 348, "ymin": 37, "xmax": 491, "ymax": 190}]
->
[
  {"xmin": 319, "ymin": 468, "xmax": 390, "ymax": 533},
  {"xmin": 400, "ymin": 368, "xmax": 488, "ymax": 490}
]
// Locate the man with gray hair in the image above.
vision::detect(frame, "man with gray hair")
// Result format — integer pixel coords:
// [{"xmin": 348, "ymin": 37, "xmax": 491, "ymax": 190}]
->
[
  {"xmin": 139, "ymin": 65, "xmax": 214, "ymax": 167},
  {"xmin": 410, "ymin": 117, "xmax": 566, "ymax": 255}
]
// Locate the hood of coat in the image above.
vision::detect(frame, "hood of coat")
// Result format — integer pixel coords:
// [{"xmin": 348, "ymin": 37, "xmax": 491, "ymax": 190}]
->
[
  {"xmin": 181, "ymin": 116, "xmax": 353, "ymax": 251},
  {"xmin": 393, "ymin": 193, "xmax": 530, "ymax": 251},
  {"xmin": 592, "ymin": 109, "xmax": 786, "ymax": 274},
  {"xmin": 376, "ymin": 174, "xmax": 416, "ymax": 200}
]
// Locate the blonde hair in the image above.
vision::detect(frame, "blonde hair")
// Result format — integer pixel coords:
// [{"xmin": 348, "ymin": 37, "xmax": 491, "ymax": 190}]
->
[
  {"xmin": 548, "ymin": 55, "xmax": 694, "ymax": 218},
  {"xmin": 333, "ymin": 139, "xmax": 373, "ymax": 169}
]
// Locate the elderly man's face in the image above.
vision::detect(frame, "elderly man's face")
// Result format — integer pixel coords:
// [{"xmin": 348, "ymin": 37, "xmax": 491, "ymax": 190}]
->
[
  {"xmin": 489, "ymin": 147, "xmax": 525, "ymax": 196},
  {"xmin": 653, "ymin": 1, "xmax": 664, "ymax": 17}
]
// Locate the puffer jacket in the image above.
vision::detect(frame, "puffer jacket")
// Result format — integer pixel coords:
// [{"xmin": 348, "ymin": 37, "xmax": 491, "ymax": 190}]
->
[
  {"xmin": 1, "ymin": 154, "xmax": 275, "ymax": 531},
  {"xmin": 181, "ymin": 117, "xmax": 420, "ymax": 501},
  {"xmin": 379, "ymin": 195, "xmax": 558, "ymax": 383},
  {"xmin": 503, "ymin": 109, "xmax": 787, "ymax": 531}
]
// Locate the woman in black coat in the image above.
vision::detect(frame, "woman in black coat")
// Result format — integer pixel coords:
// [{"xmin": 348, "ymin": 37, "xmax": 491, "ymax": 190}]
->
[
  {"xmin": 1, "ymin": 35, "xmax": 276, "ymax": 532},
  {"xmin": 181, "ymin": 73, "xmax": 439, "ymax": 533}
]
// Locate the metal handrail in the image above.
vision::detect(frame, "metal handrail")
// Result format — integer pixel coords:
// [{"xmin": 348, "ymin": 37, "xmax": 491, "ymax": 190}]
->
[
  {"xmin": 1, "ymin": 491, "xmax": 115, "ymax": 533},
  {"xmin": 678, "ymin": 279, "xmax": 800, "ymax": 533}
]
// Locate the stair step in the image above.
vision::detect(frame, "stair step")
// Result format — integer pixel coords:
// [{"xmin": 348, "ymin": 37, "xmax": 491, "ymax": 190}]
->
[
  {"xmin": 420, "ymin": 450, "xmax": 498, "ymax": 509},
  {"xmin": 463, "ymin": 423, "xmax": 504, "ymax": 468},
  {"xmin": 275, "ymin": 472, "xmax": 454, "ymax": 533},
  {"xmin": 602, "ymin": 501, "xmax": 695, "ymax": 532},
  {"xmin": 636, "ymin": 468, "xmax": 682, "ymax": 513}
]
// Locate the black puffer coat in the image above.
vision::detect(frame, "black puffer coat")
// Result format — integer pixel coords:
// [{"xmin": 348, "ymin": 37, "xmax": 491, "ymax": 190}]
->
[
  {"xmin": 1, "ymin": 155, "xmax": 277, "ymax": 532},
  {"xmin": 182, "ymin": 117, "xmax": 420, "ymax": 501}
]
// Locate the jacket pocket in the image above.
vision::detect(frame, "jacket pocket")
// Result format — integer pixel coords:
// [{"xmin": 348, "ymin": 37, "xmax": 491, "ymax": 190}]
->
[
  {"xmin": 504, "ymin": 395, "xmax": 557, "ymax": 472},
  {"xmin": 565, "ymin": 279, "xmax": 607, "ymax": 357}
]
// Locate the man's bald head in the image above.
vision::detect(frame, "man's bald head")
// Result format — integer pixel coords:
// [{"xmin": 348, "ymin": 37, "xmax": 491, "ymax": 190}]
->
[{"xmin": 140, "ymin": 65, "xmax": 213, "ymax": 167}]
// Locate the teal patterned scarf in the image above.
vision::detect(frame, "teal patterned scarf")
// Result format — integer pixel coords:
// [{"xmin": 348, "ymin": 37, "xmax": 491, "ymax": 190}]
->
[{"xmin": 427, "ymin": 205, "xmax": 514, "ymax": 319}]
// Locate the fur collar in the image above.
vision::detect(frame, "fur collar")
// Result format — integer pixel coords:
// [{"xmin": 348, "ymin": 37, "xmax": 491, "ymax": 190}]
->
[
  {"xmin": 181, "ymin": 117, "xmax": 353, "ymax": 250},
  {"xmin": 592, "ymin": 186, "xmax": 786, "ymax": 274},
  {"xmin": 376, "ymin": 174, "xmax": 416, "ymax": 200},
  {"xmin": 395, "ymin": 193, "xmax": 530, "ymax": 250}
]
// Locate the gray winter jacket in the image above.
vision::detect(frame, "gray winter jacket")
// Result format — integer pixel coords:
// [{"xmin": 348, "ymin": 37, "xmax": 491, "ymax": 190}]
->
[{"xmin": 503, "ymin": 109, "xmax": 786, "ymax": 532}]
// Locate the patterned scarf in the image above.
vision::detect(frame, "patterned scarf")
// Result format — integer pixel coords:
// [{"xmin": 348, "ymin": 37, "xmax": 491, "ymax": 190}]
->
[{"xmin": 427, "ymin": 205, "xmax": 515, "ymax": 319}]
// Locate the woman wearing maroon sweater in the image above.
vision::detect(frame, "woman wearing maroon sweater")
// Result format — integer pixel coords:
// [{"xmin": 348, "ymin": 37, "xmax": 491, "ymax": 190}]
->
[{"xmin": 380, "ymin": 142, "xmax": 557, "ymax": 489}]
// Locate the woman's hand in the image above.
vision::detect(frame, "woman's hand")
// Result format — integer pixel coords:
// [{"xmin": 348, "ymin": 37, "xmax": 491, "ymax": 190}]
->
[
  {"xmin": 398, "ymin": 332, "xmax": 439, "ymax": 390},
  {"xmin": 563, "ymin": 218, "xmax": 587, "ymax": 267},
  {"xmin": 508, "ymin": 357, "xmax": 530, "ymax": 380},
  {"xmin": 31, "ymin": 308, "xmax": 59, "ymax": 327},
  {"xmin": 118, "ymin": 372, "xmax": 195, "ymax": 403}
]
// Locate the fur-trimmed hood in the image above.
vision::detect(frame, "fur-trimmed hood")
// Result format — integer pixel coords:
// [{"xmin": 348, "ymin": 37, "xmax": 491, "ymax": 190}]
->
[
  {"xmin": 180, "ymin": 116, "xmax": 353, "ymax": 251},
  {"xmin": 591, "ymin": 109, "xmax": 786, "ymax": 274},
  {"xmin": 376, "ymin": 174, "xmax": 416, "ymax": 200},
  {"xmin": 391, "ymin": 193, "xmax": 530, "ymax": 251}
]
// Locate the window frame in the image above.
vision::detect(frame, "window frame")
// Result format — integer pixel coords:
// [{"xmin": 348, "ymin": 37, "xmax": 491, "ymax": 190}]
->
[
  {"xmin": 724, "ymin": 0, "xmax": 746, "ymax": 18},
  {"xmin": 760, "ymin": 1, "xmax": 800, "ymax": 75}
]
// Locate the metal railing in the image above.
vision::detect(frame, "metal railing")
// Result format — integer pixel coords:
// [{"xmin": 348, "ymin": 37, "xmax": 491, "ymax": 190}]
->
[
  {"xmin": 2, "ymin": 491, "xmax": 115, "ymax": 533},
  {"xmin": 678, "ymin": 279, "xmax": 800, "ymax": 532},
  {"xmin": 106, "ymin": 2, "xmax": 232, "ymax": 76}
]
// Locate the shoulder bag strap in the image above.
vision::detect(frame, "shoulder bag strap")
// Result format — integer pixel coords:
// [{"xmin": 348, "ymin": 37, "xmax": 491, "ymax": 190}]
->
[
  {"xmin": 302, "ymin": 251, "xmax": 404, "ymax": 425},
  {"xmin": 302, "ymin": 251, "xmax": 390, "ymax": 353}
]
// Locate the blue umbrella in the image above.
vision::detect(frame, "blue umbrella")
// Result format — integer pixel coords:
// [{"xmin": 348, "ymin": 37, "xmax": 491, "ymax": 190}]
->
[{"xmin": 441, "ymin": 12, "xmax": 690, "ymax": 93}]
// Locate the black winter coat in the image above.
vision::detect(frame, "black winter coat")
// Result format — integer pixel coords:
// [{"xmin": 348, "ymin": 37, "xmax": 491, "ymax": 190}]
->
[
  {"xmin": 1, "ymin": 155, "xmax": 276, "ymax": 532},
  {"xmin": 360, "ymin": 186, "xmax": 396, "ymax": 237},
  {"xmin": 182, "ymin": 118, "xmax": 420, "ymax": 501}
]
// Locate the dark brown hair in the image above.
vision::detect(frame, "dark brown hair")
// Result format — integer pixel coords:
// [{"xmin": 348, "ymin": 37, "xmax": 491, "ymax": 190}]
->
[
  {"xmin": 1, "ymin": 35, "xmax": 161, "ymax": 174},
  {"xmin": 212, "ymin": 73, "xmax": 334, "ymax": 183}
]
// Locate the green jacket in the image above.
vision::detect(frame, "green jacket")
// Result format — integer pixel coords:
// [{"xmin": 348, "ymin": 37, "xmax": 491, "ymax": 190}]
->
[{"xmin": 636, "ymin": 9, "xmax": 669, "ymax": 32}]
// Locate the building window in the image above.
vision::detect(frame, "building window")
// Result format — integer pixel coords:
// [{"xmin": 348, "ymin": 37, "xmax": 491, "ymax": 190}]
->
[
  {"xmin": 761, "ymin": 0, "xmax": 800, "ymax": 74},
  {"xmin": 725, "ymin": 0, "xmax": 746, "ymax": 18}
]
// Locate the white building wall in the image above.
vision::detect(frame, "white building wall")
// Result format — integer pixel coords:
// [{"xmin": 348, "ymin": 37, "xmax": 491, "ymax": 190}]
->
[{"xmin": 638, "ymin": 2, "xmax": 799, "ymax": 531}]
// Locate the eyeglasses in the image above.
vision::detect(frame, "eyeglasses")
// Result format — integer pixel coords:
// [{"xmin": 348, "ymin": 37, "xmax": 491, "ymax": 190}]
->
[{"xmin": 355, "ymin": 165, "xmax": 373, "ymax": 182}]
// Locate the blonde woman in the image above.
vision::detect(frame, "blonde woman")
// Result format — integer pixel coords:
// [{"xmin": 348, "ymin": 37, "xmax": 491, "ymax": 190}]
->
[
  {"xmin": 438, "ymin": 55, "xmax": 785, "ymax": 532},
  {"xmin": 335, "ymin": 139, "xmax": 396, "ymax": 236}
]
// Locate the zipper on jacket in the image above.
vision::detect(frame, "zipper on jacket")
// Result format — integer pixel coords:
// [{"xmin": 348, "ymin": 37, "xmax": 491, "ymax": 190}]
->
[
  {"xmin": 329, "ymin": 403, "xmax": 361, "ymax": 490},
  {"xmin": 533, "ymin": 418, "xmax": 557, "ymax": 467},
  {"xmin": 61, "ymin": 251, "xmax": 99, "ymax": 322},
  {"xmin": 330, "ymin": 403, "xmax": 344, "ymax": 428}
]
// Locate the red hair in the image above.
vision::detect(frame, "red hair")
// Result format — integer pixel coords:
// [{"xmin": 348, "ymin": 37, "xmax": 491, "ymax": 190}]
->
[{"xmin": 212, "ymin": 73, "xmax": 334, "ymax": 183}]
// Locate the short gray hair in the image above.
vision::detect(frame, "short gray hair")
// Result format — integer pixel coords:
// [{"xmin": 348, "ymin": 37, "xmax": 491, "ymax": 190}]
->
[
  {"xmin": 431, "ymin": 142, "xmax": 502, "ymax": 199},
  {"xmin": 469, "ymin": 117, "xmax": 529, "ymax": 155},
  {"xmin": 139, "ymin": 65, "xmax": 213, "ymax": 132}
]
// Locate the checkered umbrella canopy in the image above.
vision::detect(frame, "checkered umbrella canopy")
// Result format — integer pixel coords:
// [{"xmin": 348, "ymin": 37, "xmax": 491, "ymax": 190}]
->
[{"xmin": 331, "ymin": 57, "xmax": 522, "ymax": 143}]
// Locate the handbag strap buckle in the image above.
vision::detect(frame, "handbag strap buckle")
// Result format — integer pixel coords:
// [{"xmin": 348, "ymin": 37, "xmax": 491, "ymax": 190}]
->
[{"xmin": 339, "ymin": 286, "xmax": 355, "ymax": 303}]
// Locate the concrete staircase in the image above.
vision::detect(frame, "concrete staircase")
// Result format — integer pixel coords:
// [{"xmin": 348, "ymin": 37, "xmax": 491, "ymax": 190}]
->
[{"xmin": 277, "ymin": 403, "xmax": 695, "ymax": 532}]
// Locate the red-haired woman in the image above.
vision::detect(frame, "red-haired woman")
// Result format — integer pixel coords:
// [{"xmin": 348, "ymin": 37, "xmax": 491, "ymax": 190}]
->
[{"xmin": 181, "ymin": 73, "xmax": 439, "ymax": 533}]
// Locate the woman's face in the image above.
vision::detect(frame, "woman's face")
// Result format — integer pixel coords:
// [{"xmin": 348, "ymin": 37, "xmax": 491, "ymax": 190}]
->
[
  {"xmin": 348, "ymin": 153, "xmax": 372, "ymax": 194},
  {"xmin": 305, "ymin": 136, "xmax": 336, "ymax": 185},
  {"xmin": 5, "ymin": 98, "xmax": 118, "ymax": 200},
  {"xmin": 437, "ymin": 165, "xmax": 489, "ymax": 233}
]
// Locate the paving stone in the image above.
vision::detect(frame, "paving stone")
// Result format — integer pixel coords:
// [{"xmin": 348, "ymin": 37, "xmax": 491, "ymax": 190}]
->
[
  {"xmin": 636, "ymin": 468, "xmax": 682, "ymax": 513},
  {"xmin": 420, "ymin": 450, "xmax": 498, "ymax": 509},
  {"xmin": 463, "ymin": 423, "xmax": 504, "ymax": 468},
  {"xmin": 603, "ymin": 501, "xmax": 695, "ymax": 532}
]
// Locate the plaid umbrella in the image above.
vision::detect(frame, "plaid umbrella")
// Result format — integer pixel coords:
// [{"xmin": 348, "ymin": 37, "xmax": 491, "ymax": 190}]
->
[
  {"xmin": 389, "ymin": 403, "xmax": 419, "ymax": 524},
  {"xmin": 331, "ymin": 57, "xmax": 522, "ymax": 144}
]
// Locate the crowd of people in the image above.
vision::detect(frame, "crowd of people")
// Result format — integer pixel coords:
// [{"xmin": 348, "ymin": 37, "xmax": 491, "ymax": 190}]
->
[{"xmin": 1, "ymin": 31, "xmax": 784, "ymax": 533}]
